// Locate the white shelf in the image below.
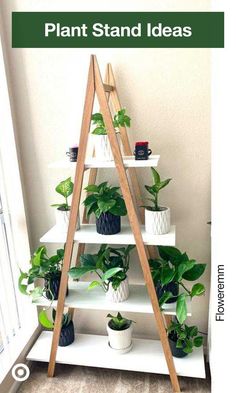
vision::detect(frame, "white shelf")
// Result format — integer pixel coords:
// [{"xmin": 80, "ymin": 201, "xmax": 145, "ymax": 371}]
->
[
  {"xmin": 48, "ymin": 155, "xmax": 160, "ymax": 170},
  {"xmin": 40, "ymin": 224, "xmax": 176, "ymax": 246},
  {"xmin": 27, "ymin": 332, "xmax": 205, "ymax": 379},
  {"xmin": 34, "ymin": 281, "xmax": 191, "ymax": 317}
]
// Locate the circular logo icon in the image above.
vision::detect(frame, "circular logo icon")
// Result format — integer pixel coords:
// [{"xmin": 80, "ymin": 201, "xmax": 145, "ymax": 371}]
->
[{"xmin": 12, "ymin": 363, "xmax": 30, "ymax": 382}]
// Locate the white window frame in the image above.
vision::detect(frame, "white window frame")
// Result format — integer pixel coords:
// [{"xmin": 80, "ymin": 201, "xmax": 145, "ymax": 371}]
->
[{"xmin": 0, "ymin": 32, "xmax": 38, "ymax": 383}]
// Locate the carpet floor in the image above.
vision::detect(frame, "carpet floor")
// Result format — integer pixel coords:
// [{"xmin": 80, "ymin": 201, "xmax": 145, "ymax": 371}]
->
[{"xmin": 18, "ymin": 362, "xmax": 211, "ymax": 393}]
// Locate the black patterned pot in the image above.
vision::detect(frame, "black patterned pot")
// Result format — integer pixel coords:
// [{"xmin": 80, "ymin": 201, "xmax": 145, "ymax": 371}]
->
[
  {"xmin": 96, "ymin": 212, "xmax": 121, "ymax": 235},
  {"xmin": 156, "ymin": 281, "xmax": 179, "ymax": 304},
  {"xmin": 59, "ymin": 321, "xmax": 75, "ymax": 347},
  {"xmin": 44, "ymin": 272, "xmax": 69, "ymax": 300},
  {"xmin": 168, "ymin": 334, "xmax": 188, "ymax": 358}
]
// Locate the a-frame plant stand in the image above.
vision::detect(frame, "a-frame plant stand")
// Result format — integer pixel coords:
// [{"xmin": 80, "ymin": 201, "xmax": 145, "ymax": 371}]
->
[{"xmin": 26, "ymin": 55, "xmax": 205, "ymax": 392}]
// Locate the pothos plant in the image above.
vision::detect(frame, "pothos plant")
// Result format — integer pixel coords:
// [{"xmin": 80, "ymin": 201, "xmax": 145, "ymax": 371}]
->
[
  {"xmin": 83, "ymin": 182, "xmax": 127, "ymax": 219},
  {"xmin": 38, "ymin": 308, "xmax": 72, "ymax": 329},
  {"xmin": 149, "ymin": 246, "xmax": 206, "ymax": 324},
  {"xmin": 69, "ymin": 244, "xmax": 134, "ymax": 291},
  {"xmin": 91, "ymin": 108, "xmax": 131, "ymax": 135},
  {"xmin": 143, "ymin": 167, "xmax": 171, "ymax": 211},
  {"xmin": 107, "ymin": 312, "xmax": 135, "ymax": 330},
  {"xmin": 18, "ymin": 246, "xmax": 64, "ymax": 301},
  {"xmin": 167, "ymin": 320, "xmax": 204, "ymax": 354},
  {"xmin": 51, "ymin": 177, "xmax": 74, "ymax": 211}
]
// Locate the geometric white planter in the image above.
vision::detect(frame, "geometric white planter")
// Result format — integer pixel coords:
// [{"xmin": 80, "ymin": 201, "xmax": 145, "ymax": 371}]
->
[
  {"xmin": 107, "ymin": 322, "xmax": 133, "ymax": 351},
  {"xmin": 93, "ymin": 135, "xmax": 113, "ymax": 161},
  {"xmin": 145, "ymin": 207, "xmax": 170, "ymax": 235},
  {"xmin": 106, "ymin": 277, "xmax": 129, "ymax": 303},
  {"xmin": 55, "ymin": 209, "xmax": 80, "ymax": 232}
]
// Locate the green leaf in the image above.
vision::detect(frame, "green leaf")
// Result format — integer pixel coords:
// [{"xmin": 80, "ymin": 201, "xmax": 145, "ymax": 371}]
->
[
  {"xmin": 188, "ymin": 326, "xmax": 198, "ymax": 337},
  {"xmin": 80, "ymin": 254, "xmax": 96, "ymax": 267},
  {"xmin": 157, "ymin": 178, "xmax": 172, "ymax": 191},
  {"xmin": 84, "ymin": 184, "xmax": 99, "ymax": 193},
  {"xmin": 83, "ymin": 194, "xmax": 97, "ymax": 207},
  {"xmin": 145, "ymin": 185, "xmax": 156, "ymax": 196},
  {"xmin": 102, "ymin": 267, "xmax": 123, "ymax": 281},
  {"xmin": 158, "ymin": 246, "xmax": 182, "ymax": 263},
  {"xmin": 176, "ymin": 260, "xmax": 196, "ymax": 281},
  {"xmin": 92, "ymin": 127, "xmax": 107, "ymax": 135},
  {"xmin": 91, "ymin": 112, "xmax": 104, "ymax": 123},
  {"xmin": 182, "ymin": 264, "xmax": 206, "ymax": 281},
  {"xmin": 98, "ymin": 199, "xmax": 116, "ymax": 213},
  {"xmin": 158, "ymin": 291, "xmax": 173, "ymax": 307},
  {"xmin": 190, "ymin": 283, "xmax": 205, "ymax": 297},
  {"xmin": 88, "ymin": 281, "xmax": 102, "ymax": 290},
  {"xmin": 194, "ymin": 336, "xmax": 204, "ymax": 347},
  {"xmin": 31, "ymin": 246, "xmax": 47, "ymax": 267},
  {"xmin": 55, "ymin": 177, "xmax": 73, "ymax": 198},
  {"xmin": 161, "ymin": 266, "xmax": 175, "ymax": 285},
  {"xmin": 151, "ymin": 167, "xmax": 160, "ymax": 185},
  {"xmin": 176, "ymin": 293, "xmax": 187, "ymax": 324},
  {"xmin": 176, "ymin": 339, "xmax": 183, "ymax": 349},
  {"xmin": 30, "ymin": 286, "xmax": 43, "ymax": 302},
  {"xmin": 39, "ymin": 310, "xmax": 54, "ymax": 329},
  {"xmin": 18, "ymin": 272, "xmax": 28, "ymax": 295},
  {"xmin": 68, "ymin": 266, "xmax": 96, "ymax": 279},
  {"xmin": 110, "ymin": 197, "xmax": 127, "ymax": 216}
]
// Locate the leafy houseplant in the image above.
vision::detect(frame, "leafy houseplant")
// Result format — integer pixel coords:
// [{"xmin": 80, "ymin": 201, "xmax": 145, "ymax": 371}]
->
[
  {"xmin": 83, "ymin": 182, "xmax": 127, "ymax": 235},
  {"xmin": 150, "ymin": 246, "xmax": 206, "ymax": 324},
  {"xmin": 18, "ymin": 246, "xmax": 68, "ymax": 301},
  {"xmin": 51, "ymin": 177, "xmax": 79, "ymax": 231},
  {"xmin": 106, "ymin": 312, "xmax": 135, "ymax": 351},
  {"xmin": 39, "ymin": 309, "xmax": 75, "ymax": 347},
  {"xmin": 91, "ymin": 108, "xmax": 131, "ymax": 161},
  {"xmin": 167, "ymin": 319, "xmax": 204, "ymax": 358},
  {"xmin": 143, "ymin": 167, "xmax": 171, "ymax": 235},
  {"xmin": 69, "ymin": 244, "xmax": 134, "ymax": 302}
]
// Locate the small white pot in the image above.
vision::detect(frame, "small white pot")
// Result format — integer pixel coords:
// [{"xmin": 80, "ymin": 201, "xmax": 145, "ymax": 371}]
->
[
  {"xmin": 55, "ymin": 209, "xmax": 80, "ymax": 232},
  {"xmin": 106, "ymin": 277, "xmax": 129, "ymax": 303},
  {"xmin": 145, "ymin": 207, "xmax": 170, "ymax": 235},
  {"xmin": 93, "ymin": 135, "xmax": 113, "ymax": 161},
  {"xmin": 107, "ymin": 322, "xmax": 133, "ymax": 350}
]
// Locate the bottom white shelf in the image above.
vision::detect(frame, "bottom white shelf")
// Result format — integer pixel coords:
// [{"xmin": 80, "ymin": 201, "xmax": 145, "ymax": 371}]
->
[{"xmin": 27, "ymin": 332, "xmax": 205, "ymax": 379}]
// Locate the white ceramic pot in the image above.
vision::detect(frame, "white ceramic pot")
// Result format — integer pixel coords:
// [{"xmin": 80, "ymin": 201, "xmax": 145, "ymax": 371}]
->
[
  {"xmin": 107, "ymin": 322, "xmax": 133, "ymax": 350},
  {"xmin": 106, "ymin": 277, "xmax": 129, "ymax": 303},
  {"xmin": 145, "ymin": 207, "xmax": 170, "ymax": 235},
  {"xmin": 55, "ymin": 209, "xmax": 80, "ymax": 232},
  {"xmin": 93, "ymin": 135, "xmax": 113, "ymax": 161}
]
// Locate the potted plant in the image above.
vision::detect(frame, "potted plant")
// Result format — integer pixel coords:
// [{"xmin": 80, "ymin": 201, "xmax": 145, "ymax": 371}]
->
[
  {"xmin": 91, "ymin": 108, "xmax": 131, "ymax": 161},
  {"xmin": 69, "ymin": 244, "xmax": 134, "ymax": 302},
  {"xmin": 149, "ymin": 246, "xmax": 206, "ymax": 323},
  {"xmin": 39, "ymin": 309, "xmax": 75, "ymax": 347},
  {"xmin": 18, "ymin": 246, "xmax": 68, "ymax": 301},
  {"xmin": 83, "ymin": 181, "xmax": 127, "ymax": 235},
  {"xmin": 143, "ymin": 167, "xmax": 171, "ymax": 235},
  {"xmin": 51, "ymin": 177, "xmax": 79, "ymax": 231},
  {"xmin": 167, "ymin": 319, "xmax": 204, "ymax": 358},
  {"xmin": 106, "ymin": 312, "xmax": 134, "ymax": 352}
]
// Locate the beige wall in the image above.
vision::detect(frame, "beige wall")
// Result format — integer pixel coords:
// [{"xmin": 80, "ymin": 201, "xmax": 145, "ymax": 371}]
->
[{"xmin": 0, "ymin": 1, "xmax": 211, "ymax": 338}]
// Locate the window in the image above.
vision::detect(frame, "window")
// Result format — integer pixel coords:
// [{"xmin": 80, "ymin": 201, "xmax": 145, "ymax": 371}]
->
[{"xmin": 0, "ymin": 33, "xmax": 38, "ymax": 383}]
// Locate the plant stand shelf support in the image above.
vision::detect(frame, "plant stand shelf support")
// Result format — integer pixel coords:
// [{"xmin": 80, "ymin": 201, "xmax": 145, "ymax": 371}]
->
[{"xmin": 47, "ymin": 55, "xmax": 181, "ymax": 393}]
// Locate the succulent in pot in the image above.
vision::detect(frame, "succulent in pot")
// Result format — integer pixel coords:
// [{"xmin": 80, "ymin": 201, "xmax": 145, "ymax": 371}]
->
[
  {"xmin": 106, "ymin": 312, "xmax": 135, "ymax": 352},
  {"xmin": 39, "ymin": 309, "xmax": 75, "ymax": 347},
  {"xmin": 167, "ymin": 319, "xmax": 204, "ymax": 358},
  {"xmin": 51, "ymin": 177, "xmax": 79, "ymax": 231},
  {"xmin": 143, "ymin": 167, "xmax": 171, "ymax": 235},
  {"xmin": 149, "ymin": 246, "xmax": 206, "ymax": 324},
  {"xmin": 83, "ymin": 182, "xmax": 127, "ymax": 235},
  {"xmin": 91, "ymin": 108, "xmax": 131, "ymax": 161},
  {"xmin": 18, "ymin": 246, "xmax": 68, "ymax": 302},
  {"xmin": 69, "ymin": 244, "xmax": 134, "ymax": 302}
]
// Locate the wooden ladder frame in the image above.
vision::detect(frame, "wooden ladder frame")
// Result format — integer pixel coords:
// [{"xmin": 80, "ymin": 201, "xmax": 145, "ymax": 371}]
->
[{"xmin": 47, "ymin": 55, "xmax": 181, "ymax": 393}]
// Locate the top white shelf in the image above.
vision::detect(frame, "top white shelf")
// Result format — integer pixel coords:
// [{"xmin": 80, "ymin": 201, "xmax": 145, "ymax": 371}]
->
[{"xmin": 48, "ymin": 155, "xmax": 160, "ymax": 170}]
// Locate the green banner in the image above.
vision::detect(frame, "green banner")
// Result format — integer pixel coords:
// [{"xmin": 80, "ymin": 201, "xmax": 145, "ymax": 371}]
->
[{"xmin": 12, "ymin": 12, "xmax": 224, "ymax": 48}]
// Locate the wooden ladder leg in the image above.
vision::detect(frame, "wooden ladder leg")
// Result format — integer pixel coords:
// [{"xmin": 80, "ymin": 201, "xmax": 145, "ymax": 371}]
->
[
  {"xmin": 47, "ymin": 56, "xmax": 95, "ymax": 377},
  {"xmin": 94, "ymin": 56, "xmax": 180, "ymax": 393}
]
